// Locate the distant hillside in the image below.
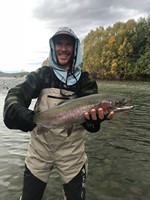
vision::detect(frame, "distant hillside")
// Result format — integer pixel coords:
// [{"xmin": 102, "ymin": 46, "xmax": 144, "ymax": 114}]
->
[{"xmin": 0, "ymin": 71, "xmax": 29, "ymax": 77}]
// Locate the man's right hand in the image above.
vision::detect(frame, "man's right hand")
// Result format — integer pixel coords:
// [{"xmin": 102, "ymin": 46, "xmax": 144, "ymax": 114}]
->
[{"xmin": 84, "ymin": 107, "xmax": 114, "ymax": 121}]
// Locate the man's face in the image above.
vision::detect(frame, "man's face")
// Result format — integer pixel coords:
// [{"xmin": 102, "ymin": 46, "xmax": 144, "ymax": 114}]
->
[{"xmin": 54, "ymin": 35, "xmax": 74, "ymax": 68}]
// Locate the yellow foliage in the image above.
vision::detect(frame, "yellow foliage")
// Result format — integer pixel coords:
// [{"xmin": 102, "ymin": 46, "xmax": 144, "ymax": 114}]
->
[
  {"xmin": 42, "ymin": 58, "xmax": 49, "ymax": 66},
  {"xmin": 108, "ymin": 36, "xmax": 115, "ymax": 45}
]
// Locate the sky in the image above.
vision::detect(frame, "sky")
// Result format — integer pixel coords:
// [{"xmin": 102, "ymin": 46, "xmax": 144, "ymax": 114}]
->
[{"xmin": 0, "ymin": 0, "xmax": 149, "ymax": 73}]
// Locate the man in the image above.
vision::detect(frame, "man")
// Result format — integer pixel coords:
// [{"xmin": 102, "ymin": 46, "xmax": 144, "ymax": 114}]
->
[{"xmin": 3, "ymin": 27, "xmax": 113, "ymax": 200}]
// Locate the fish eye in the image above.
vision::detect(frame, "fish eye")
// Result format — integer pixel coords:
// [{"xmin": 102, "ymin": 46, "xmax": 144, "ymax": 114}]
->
[
  {"xmin": 115, "ymin": 100, "xmax": 121, "ymax": 106},
  {"xmin": 115, "ymin": 98, "xmax": 126, "ymax": 106}
]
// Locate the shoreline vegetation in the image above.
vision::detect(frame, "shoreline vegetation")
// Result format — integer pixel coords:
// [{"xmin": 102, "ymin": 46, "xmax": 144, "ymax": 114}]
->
[
  {"xmin": 82, "ymin": 16, "xmax": 150, "ymax": 80},
  {"xmin": 0, "ymin": 71, "xmax": 29, "ymax": 77}
]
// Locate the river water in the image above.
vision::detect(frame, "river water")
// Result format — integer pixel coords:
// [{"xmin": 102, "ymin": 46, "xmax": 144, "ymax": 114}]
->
[{"xmin": 0, "ymin": 78, "xmax": 150, "ymax": 200}]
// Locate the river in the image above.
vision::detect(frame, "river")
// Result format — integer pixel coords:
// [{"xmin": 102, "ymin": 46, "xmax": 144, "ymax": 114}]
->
[{"xmin": 0, "ymin": 78, "xmax": 150, "ymax": 200}]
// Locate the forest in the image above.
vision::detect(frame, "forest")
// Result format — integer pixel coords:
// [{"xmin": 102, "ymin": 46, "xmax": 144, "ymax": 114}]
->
[{"xmin": 82, "ymin": 16, "xmax": 150, "ymax": 80}]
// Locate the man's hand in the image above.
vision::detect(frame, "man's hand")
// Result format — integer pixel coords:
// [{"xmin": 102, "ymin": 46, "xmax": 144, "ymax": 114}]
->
[{"xmin": 84, "ymin": 108, "xmax": 114, "ymax": 121}]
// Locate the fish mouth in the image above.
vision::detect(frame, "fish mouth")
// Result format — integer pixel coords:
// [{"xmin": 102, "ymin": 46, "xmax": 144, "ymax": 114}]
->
[
  {"xmin": 113, "ymin": 98, "xmax": 134, "ymax": 112},
  {"xmin": 114, "ymin": 104, "xmax": 134, "ymax": 112}
]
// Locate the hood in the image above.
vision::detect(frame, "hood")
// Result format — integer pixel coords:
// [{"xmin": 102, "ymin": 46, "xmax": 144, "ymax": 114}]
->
[{"xmin": 48, "ymin": 27, "xmax": 82, "ymax": 86}]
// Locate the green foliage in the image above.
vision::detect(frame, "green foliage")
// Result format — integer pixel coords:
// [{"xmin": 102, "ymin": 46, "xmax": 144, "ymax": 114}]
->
[{"xmin": 82, "ymin": 16, "xmax": 150, "ymax": 80}]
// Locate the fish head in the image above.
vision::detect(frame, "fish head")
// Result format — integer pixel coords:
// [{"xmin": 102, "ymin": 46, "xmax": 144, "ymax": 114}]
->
[{"xmin": 99, "ymin": 97, "xmax": 133, "ymax": 113}]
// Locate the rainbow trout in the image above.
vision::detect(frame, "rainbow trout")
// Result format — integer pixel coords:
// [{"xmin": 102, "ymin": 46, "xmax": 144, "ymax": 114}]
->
[{"xmin": 34, "ymin": 94, "xmax": 134, "ymax": 128}]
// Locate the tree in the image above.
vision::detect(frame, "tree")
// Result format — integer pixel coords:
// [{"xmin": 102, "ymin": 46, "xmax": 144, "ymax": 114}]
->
[{"xmin": 82, "ymin": 16, "xmax": 150, "ymax": 79}]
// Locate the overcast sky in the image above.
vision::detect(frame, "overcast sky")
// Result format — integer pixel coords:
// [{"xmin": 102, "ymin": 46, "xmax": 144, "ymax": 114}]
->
[{"xmin": 0, "ymin": 0, "xmax": 149, "ymax": 72}]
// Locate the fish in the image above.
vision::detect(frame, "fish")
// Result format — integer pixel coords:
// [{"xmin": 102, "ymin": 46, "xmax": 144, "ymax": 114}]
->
[{"xmin": 33, "ymin": 94, "xmax": 134, "ymax": 129}]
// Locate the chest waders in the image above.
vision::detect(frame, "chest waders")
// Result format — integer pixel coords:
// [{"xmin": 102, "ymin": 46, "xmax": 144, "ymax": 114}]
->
[{"xmin": 25, "ymin": 88, "xmax": 88, "ymax": 184}]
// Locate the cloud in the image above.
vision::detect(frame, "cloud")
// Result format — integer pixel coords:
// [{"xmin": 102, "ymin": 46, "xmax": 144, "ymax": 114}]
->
[{"xmin": 32, "ymin": 0, "xmax": 149, "ymax": 39}]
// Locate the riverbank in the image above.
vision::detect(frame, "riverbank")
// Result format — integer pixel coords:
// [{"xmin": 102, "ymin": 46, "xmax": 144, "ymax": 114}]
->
[{"xmin": 0, "ymin": 76, "xmax": 25, "ymax": 93}]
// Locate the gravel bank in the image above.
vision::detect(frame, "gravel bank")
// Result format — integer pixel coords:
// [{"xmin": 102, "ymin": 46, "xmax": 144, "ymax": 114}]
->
[{"xmin": 0, "ymin": 76, "xmax": 25, "ymax": 94}]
